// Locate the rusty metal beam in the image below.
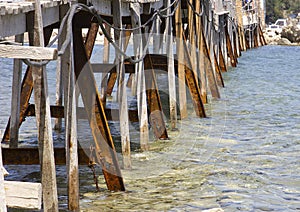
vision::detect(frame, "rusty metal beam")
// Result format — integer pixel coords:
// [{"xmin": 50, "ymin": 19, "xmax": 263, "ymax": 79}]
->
[
  {"xmin": 218, "ymin": 45, "xmax": 227, "ymax": 72},
  {"xmin": 2, "ymin": 147, "xmax": 90, "ymax": 165},
  {"xmin": 201, "ymin": 29, "xmax": 220, "ymax": 99},
  {"xmin": 73, "ymin": 18, "xmax": 124, "ymax": 191},
  {"xmin": 24, "ymin": 104, "xmax": 139, "ymax": 122},
  {"xmin": 182, "ymin": 38, "xmax": 206, "ymax": 118},
  {"xmin": 144, "ymin": 55, "xmax": 169, "ymax": 140},
  {"xmin": 213, "ymin": 49, "xmax": 224, "ymax": 88}
]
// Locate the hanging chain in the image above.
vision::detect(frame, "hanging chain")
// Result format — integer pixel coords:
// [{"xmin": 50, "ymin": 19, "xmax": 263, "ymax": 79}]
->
[{"xmin": 88, "ymin": 145, "xmax": 100, "ymax": 192}]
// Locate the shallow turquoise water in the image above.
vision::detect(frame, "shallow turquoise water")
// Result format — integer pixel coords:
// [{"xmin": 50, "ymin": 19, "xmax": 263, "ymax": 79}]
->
[{"xmin": 1, "ymin": 45, "xmax": 300, "ymax": 211}]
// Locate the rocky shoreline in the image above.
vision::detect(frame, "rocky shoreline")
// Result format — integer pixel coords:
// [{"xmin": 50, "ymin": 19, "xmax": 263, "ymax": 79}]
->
[{"xmin": 264, "ymin": 19, "xmax": 300, "ymax": 46}]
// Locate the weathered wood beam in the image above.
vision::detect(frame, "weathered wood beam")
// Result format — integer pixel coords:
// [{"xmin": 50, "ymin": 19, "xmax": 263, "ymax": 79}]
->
[
  {"xmin": 113, "ymin": 0, "xmax": 131, "ymax": 169},
  {"xmin": 4, "ymin": 181, "xmax": 42, "ymax": 210},
  {"xmin": 2, "ymin": 26, "xmax": 53, "ymax": 143},
  {"xmin": 32, "ymin": 0, "xmax": 58, "ymax": 210},
  {"xmin": 131, "ymin": 2, "xmax": 149, "ymax": 151},
  {"xmin": 9, "ymin": 34, "xmax": 24, "ymax": 148},
  {"xmin": 0, "ymin": 44, "xmax": 57, "ymax": 60},
  {"xmin": 175, "ymin": 1, "xmax": 187, "ymax": 119}
]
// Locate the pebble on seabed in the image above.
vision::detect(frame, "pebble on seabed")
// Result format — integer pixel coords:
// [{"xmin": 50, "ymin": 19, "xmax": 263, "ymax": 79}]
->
[{"xmin": 202, "ymin": 208, "xmax": 224, "ymax": 212}]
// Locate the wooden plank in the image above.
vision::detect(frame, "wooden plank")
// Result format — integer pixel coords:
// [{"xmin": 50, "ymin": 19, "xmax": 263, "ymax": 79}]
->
[
  {"xmin": 0, "ymin": 44, "xmax": 57, "ymax": 60},
  {"xmin": 0, "ymin": 13, "xmax": 26, "ymax": 38},
  {"xmin": 72, "ymin": 19, "xmax": 125, "ymax": 191},
  {"xmin": 9, "ymin": 34, "xmax": 24, "ymax": 148},
  {"xmin": 4, "ymin": 181, "xmax": 41, "ymax": 210},
  {"xmin": 31, "ymin": 0, "xmax": 58, "ymax": 210}
]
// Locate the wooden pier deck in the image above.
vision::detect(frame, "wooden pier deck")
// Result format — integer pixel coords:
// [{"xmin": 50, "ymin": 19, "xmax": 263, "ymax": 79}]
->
[{"xmin": 0, "ymin": 0, "xmax": 266, "ymax": 211}]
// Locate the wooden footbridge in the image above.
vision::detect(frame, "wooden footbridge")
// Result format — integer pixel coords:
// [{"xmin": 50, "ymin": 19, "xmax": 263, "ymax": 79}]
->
[{"xmin": 0, "ymin": 0, "xmax": 266, "ymax": 211}]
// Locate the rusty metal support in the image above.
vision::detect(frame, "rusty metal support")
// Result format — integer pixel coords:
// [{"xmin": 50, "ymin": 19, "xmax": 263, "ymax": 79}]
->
[
  {"xmin": 225, "ymin": 25, "xmax": 237, "ymax": 67},
  {"xmin": 106, "ymin": 73, "xmax": 117, "ymax": 96},
  {"xmin": 258, "ymin": 24, "xmax": 267, "ymax": 46},
  {"xmin": 183, "ymin": 37, "xmax": 206, "ymax": 118},
  {"xmin": 73, "ymin": 20, "xmax": 125, "ymax": 191},
  {"xmin": 201, "ymin": 30, "xmax": 220, "ymax": 99},
  {"xmin": 213, "ymin": 49, "xmax": 224, "ymax": 88},
  {"xmin": 144, "ymin": 55, "xmax": 168, "ymax": 140}
]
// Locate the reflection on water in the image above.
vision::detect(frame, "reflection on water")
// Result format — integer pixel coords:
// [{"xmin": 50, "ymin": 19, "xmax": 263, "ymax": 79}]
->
[{"xmin": 1, "ymin": 45, "xmax": 300, "ymax": 211}]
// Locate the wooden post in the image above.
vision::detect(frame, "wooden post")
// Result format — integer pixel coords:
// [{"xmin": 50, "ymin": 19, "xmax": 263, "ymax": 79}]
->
[
  {"xmin": 153, "ymin": 15, "xmax": 162, "ymax": 54},
  {"xmin": 188, "ymin": 0, "xmax": 198, "ymax": 85},
  {"xmin": 112, "ymin": 0, "xmax": 131, "ymax": 169},
  {"xmin": 9, "ymin": 34, "xmax": 24, "ymax": 148},
  {"xmin": 32, "ymin": 0, "xmax": 58, "ymax": 210},
  {"xmin": 165, "ymin": 0, "xmax": 177, "ymax": 130},
  {"xmin": 236, "ymin": 0, "xmax": 246, "ymax": 51},
  {"xmin": 198, "ymin": 7, "xmax": 207, "ymax": 103},
  {"xmin": 131, "ymin": 2, "xmax": 149, "ymax": 150},
  {"xmin": 101, "ymin": 24, "xmax": 111, "ymax": 105},
  {"xmin": 60, "ymin": 9, "xmax": 79, "ymax": 211},
  {"xmin": 54, "ymin": 4, "xmax": 70, "ymax": 132},
  {"xmin": 253, "ymin": 26, "xmax": 259, "ymax": 48},
  {"xmin": 0, "ymin": 145, "xmax": 7, "ymax": 212},
  {"xmin": 175, "ymin": 1, "xmax": 187, "ymax": 119}
]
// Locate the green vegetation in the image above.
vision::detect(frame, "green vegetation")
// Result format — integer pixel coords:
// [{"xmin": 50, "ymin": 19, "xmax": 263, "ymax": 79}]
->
[{"xmin": 266, "ymin": 0, "xmax": 300, "ymax": 23}]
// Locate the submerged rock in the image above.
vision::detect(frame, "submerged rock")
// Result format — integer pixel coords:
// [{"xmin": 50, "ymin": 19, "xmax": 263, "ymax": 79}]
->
[{"xmin": 277, "ymin": 37, "xmax": 292, "ymax": 45}]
